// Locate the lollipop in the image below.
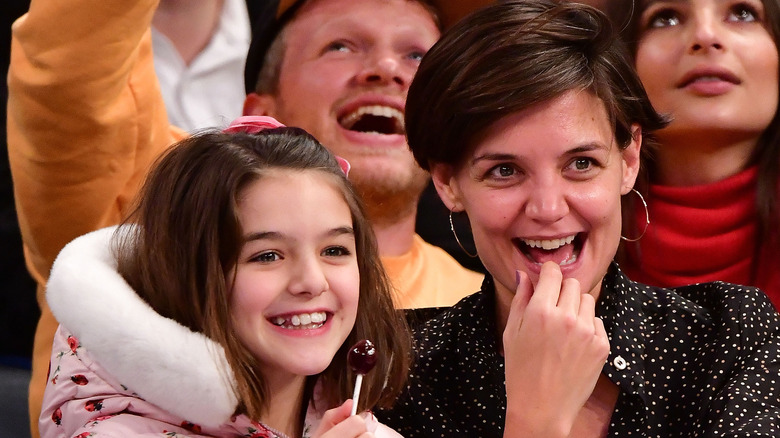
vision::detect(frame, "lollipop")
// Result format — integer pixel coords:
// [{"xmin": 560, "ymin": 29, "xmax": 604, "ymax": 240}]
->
[{"xmin": 347, "ymin": 339, "xmax": 378, "ymax": 415}]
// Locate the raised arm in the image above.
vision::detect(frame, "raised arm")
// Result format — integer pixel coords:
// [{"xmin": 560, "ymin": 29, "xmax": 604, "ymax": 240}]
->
[
  {"xmin": 8, "ymin": 0, "xmax": 184, "ymax": 287},
  {"xmin": 7, "ymin": 0, "xmax": 184, "ymax": 434}
]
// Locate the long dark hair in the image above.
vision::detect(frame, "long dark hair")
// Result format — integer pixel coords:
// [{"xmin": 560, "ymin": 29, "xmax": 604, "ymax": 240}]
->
[{"xmin": 113, "ymin": 128, "xmax": 410, "ymax": 420}]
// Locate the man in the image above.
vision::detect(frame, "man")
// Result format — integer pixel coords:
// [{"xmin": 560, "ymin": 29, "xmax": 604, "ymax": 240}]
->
[
  {"xmin": 8, "ymin": 0, "xmax": 483, "ymax": 434},
  {"xmin": 242, "ymin": 0, "xmax": 483, "ymax": 307}
]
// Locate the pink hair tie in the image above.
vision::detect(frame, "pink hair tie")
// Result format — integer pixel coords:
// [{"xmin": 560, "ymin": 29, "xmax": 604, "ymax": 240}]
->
[
  {"xmin": 223, "ymin": 116, "xmax": 285, "ymax": 134},
  {"xmin": 223, "ymin": 116, "xmax": 351, "ymax": 177},
  {"xmin": 335, "ymin": 156, "xmax": 351, "ymax": 177}
]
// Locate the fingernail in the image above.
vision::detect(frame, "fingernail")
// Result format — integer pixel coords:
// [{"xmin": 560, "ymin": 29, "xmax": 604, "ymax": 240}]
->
[
  {"xmin": 361, "ymin": 411, "xmax": 378, "ymax": 432},
  {"xmin": 516, "ymin": 270, "xmax": 521, "ymax": 287}
]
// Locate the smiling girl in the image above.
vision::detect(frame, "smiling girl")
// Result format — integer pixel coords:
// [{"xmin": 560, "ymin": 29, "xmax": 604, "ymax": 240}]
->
[
  {"xmin": 619, "ymin": 0, "xmax": 780, "ymax": 303},
  {"xmin": 39, "ymin": 117, "xmax": 408, "ymax": 437}
]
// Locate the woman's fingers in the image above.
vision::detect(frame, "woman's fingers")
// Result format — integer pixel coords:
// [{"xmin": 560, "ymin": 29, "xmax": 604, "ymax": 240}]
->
[
  {"xmin": 556, "ymin": 276, "xmax": 582, "ymax": 315},
  {"xmin": 531, "ymin": 261, "xmax": 564, "ymax": 308},
  {"xmin": 507, "ymin": 269, "xmax": 534, "ymax": 334},
  {"xmin": 503, "ymin": 262, "xmax": 610, "ymax": 436}
]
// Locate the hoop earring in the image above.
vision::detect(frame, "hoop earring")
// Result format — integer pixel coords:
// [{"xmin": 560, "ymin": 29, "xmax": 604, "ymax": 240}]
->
[
  {"xmin": 621, "ymin": 188, "xmax": 650, "ymax": 242},
  {"xmin": 449, "ymin": 211, "xmax": 478, "ymax": 258}
]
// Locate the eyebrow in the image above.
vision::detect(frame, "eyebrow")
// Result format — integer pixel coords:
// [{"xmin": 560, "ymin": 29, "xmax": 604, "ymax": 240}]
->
[
  {"xmin": 566, "ymin": 143, "xmax": 611, "ymax": 154},
  {"xmin": 471, "ymin": 142, "xmax": 610, "ymax": 165},
  {"xmin": 243, "ymin": 226, "xmax": 355, "ymax": 243}
]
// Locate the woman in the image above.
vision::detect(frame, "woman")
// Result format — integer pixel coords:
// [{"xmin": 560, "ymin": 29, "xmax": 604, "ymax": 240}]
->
[
  {"xmin": 40, "ymin": 117, "xmax": 407, "ymax": 437},
  {"xmin": 620, "ymin": 0, "xmax": 780, "ymax": 302},
  {"xmin": 375, "ymin": 1, "xmax": 780, "ymax": 436}
]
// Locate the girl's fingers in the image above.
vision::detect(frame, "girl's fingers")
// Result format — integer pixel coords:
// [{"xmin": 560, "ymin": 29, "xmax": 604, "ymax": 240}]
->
[{"xmin": 314, "ymin": 400, "xmax": 352, "ymax": 435}]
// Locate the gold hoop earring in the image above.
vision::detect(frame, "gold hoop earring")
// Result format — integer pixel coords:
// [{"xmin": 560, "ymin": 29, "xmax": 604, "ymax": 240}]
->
[
  {"xmin": 449, "ymin": 211, "xmax": 478, "ymax": 258},
  {"xmin": 621, "ymin": 188, "xmax": 650, "ymax": 242}
]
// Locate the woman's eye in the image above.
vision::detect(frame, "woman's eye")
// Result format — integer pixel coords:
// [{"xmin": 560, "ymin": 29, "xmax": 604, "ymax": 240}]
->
[
  {"xmin": 728, "ymin": 4, "xmax": 759, "ymax": 22},
  {"xmin": 323, "ymin": 246, "xmax": 351, "ymax": 257},
  {"xmin": 567, "ymin": 157, "xmax": 601, "ymax": 173},
  {"xmin": 573, "ymin": 158, "xmax": 593, "ymax": 171},
  {"xmin": 646, "ymin": 9, "xmax": 681, "ymax": 28},
  {"xmin": 489, "ymin": 164, "xmax": 516, "ymax": 178},
  {"xmin": 252, "ymin": 251, "xmax": 280, "ymax": 263}
]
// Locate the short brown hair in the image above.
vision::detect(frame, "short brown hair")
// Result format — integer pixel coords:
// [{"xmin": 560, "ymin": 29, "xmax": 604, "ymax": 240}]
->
[
  {"xmin": 113, "ymin": 128, "xmax": 410, "ymax": 419},
  {"xmin": 405, "ymin": 0, "xmax": 668, "ymax": 171}
]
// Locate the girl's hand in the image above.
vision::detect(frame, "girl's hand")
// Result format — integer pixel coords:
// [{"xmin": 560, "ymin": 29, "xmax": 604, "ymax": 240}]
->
[
  {"xmin": 312, "ymin": 399, "xmax": 376, "ymax": 438},
  {"xmin": 502, "ymin": 262, "xmax": 610, "ymax": 438}
]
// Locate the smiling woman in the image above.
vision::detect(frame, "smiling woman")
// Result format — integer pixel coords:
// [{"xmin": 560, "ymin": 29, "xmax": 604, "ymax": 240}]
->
[{"xmin": 374, "ymin": 1, "xmax": 780, "ymax": 437}]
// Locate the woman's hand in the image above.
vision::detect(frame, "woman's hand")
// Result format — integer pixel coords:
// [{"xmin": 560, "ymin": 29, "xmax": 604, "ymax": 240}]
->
[
  {"xmin": 312, "ymin": 400, "xmax": 376, "ymax": 438},
  {"xmin": 502, "ymin": 262, "xmax": 610, "ymax": 438}
]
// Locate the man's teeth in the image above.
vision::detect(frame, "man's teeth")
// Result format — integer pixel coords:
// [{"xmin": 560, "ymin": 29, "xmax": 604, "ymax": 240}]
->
[
  {"xmin": 522, "ymin": 235, "xmax": 576, "ymax": 250},
  {"xmin": 340, "ymin": 105, "xmax": 404, "ymax": 130},
  {"xmin": 272, "ymin": 312, "xmax": 327, "ymax": 329}
]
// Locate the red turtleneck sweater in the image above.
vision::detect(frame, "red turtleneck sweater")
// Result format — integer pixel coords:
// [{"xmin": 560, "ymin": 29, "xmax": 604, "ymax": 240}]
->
[{"xmin": 622, "ymin": 166, "xmax": 780, "ymax": 307}]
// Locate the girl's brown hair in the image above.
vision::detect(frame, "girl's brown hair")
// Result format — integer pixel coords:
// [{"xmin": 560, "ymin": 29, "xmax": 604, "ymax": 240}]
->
[{"xmin": 112, "ymin": 128, "xmax": 410, "ymax": 421}]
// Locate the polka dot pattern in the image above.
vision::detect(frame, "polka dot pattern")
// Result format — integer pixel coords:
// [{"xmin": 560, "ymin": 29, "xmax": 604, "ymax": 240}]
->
[{"xmin": 376, "ymin": 263, "xmax": 780, "ymax": 436}]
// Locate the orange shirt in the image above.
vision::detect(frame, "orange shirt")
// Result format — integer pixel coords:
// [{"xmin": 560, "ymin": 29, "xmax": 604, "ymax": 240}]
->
[{"xmin": 382, "ymin": 235, "xmax": 483, "ymax": 309}]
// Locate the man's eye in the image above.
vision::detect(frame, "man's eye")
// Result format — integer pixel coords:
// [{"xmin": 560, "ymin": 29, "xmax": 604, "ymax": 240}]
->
[
  {"xmin": 408, "ymin": 51, "xmax": 425, "ymax": 62},
  {"xmin": 326, "ymin": 42, "xmax": 350, "ymax": 52}
]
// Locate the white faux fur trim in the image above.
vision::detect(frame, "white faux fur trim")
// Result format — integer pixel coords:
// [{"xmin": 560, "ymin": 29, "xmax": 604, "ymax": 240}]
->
[{"xmin": 46, "ymin": 226, "xmax": 239, "ymax": 427}]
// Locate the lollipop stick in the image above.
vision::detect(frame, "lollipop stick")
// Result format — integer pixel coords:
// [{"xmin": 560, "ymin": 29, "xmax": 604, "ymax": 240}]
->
[{"xmin": 350, "ymin": 373, "xmax": 364, "ymax": 416}]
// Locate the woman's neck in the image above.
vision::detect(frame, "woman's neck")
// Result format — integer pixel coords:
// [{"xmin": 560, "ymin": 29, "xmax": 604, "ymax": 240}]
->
[
  {"xmin": 652, "ymin": 131, "xmax": 757, "ymax": 186},
  {"xmin": 262, "ymin": 372, "xmax": 308, "ymax": 438}
]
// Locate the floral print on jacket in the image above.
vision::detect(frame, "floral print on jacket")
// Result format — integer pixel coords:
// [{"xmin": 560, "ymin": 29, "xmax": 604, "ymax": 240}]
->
[{"xmin": 41, "ymin": 326, "xmax": 303, "ymax": 438}]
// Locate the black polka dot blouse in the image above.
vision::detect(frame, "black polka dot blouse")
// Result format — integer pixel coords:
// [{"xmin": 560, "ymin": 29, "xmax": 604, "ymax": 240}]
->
[{"xmin": 376, "ymin": 263, "xmax": 780, "ymax": 437}]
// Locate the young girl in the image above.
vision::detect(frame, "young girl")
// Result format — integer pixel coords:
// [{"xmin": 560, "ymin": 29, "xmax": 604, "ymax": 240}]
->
[
  {"xmin": 619, "ymin": 0, "xmax": 780, "ymax": 303},
  {"xmin": 39, "ymin": 116, "xmax": 409, "ymax": 437}
]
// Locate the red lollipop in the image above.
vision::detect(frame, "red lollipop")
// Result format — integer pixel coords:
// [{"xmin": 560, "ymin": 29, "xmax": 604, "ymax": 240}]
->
[
  {"xmin": 348, "ymin": 339, "xmax": 377, "ymax": 374},
  {"xmin": 347, "ymin": 339, "xmax": 377, "ymax": 415}
]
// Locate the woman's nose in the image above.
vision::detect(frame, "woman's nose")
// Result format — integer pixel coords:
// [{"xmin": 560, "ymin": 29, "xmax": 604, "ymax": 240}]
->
[
  {"xmin": 688, "ymin": 12, "xmax": 725, "ymax": 53},
  {"xmin": 524, "ymin": 182, "xmax": 570, "ymax": 223}
]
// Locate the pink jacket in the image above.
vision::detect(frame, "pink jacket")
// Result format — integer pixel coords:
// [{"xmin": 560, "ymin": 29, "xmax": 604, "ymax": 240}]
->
[{"xmin": 40, "ymin": 227, "xmax": 402, "ymax": 438}]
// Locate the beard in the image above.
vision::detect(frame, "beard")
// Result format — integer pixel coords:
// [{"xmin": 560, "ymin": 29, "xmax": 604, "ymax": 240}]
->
[{"xmin": 349, "ymin": 164, "xmax": 430, "ymax": 226}]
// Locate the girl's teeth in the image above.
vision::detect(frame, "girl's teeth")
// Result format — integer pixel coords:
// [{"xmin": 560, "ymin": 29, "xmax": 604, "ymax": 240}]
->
[
  {"xmin": 522, "ymin": 235, "xmax": 576, "ymax": 250},
  {"xmin": 271, "ymin": 312, "xmax": 327, "ymax": 329}
]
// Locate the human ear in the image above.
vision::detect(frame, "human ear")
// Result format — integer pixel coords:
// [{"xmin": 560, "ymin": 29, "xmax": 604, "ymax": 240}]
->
[
  {"xmin": 243, "ymin": 92, "xmax": 278, "ymax": 117},
  {"xmin": 620, "ymin": 124, "xmax": 642, "ymax": 195},
  {"xmin": 430, "ymin": 162, "xmax": 464, "ymax": 211}
]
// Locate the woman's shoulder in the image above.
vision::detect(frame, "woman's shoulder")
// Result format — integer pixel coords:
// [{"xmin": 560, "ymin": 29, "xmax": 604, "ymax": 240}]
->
[{"xmin": 617, "ymin": 264, "xmax": 780, "ymax": 337}]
